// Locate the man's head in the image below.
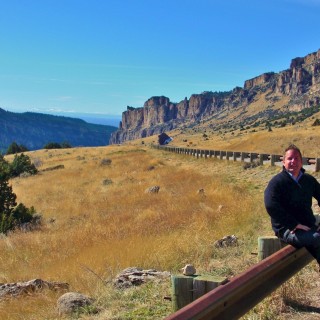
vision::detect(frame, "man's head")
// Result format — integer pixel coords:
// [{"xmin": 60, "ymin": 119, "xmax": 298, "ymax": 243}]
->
[{"xmin": 283, "ymin": 144, "xmax": 302, "ymax": 177}]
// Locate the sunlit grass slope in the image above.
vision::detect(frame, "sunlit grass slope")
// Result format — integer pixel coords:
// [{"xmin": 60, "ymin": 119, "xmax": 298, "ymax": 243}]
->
[
  {"xmin": 135, "ymin": 117, "xmax": 320, "ymax": 158},
  {"xmin": 0, "ymin": 144, "xmax": 277, "ymax": 319}
]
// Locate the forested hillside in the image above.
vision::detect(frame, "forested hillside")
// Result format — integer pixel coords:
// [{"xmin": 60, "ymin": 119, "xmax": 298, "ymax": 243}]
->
[{"xmin": 0, "ymin": 108, "xmax": 117, "ymax": 153}]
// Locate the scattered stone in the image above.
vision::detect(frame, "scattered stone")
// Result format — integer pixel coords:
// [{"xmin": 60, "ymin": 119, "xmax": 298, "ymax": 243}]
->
[
  {"xmin": 48, "ymin": 217, "xmax": 56, "ymax": 224},
  {"xmin": 197, "ymin": 188, "xmax": 206, "ymax": 197},
  {"xmin": 113, "ymin": 267, "xmax": 170, "ymax": 289},
  {"xmin": 100, "ymin": 158, "xmax": 112, "ymax": 166},
  {"xmin": 217, "ymin": 205, "xmax": 223, "ymax": 213},
  {"xmin": 19, "ymin": 172, "xmax": 32, "ymax": 178},
  {"xmin": 214, "ymin": 235, "xmax": 238, "ymax": 248},
  {"xmin": 0, "ymin": 279, "xmax": 69, "ymax": 299},
  {"xmin": 180, "ymin": 264, "xmax": 196, "ymax": 276},
  {"xmin": 57, "ymin": 292, "xmax": 95, "ymax": 315},
  {"xmin": 145, "ymin": 185, "xmax": 160, "ymax": 194},
  {"xmin": 102, "ymin": 178, "xmax": 113, "ymax": 185}
]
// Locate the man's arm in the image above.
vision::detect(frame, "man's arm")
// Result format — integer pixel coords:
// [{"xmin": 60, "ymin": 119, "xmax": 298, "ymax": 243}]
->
[{"xmin": 264, "ymin": 179, "xmax": 299, "ymax": 231}]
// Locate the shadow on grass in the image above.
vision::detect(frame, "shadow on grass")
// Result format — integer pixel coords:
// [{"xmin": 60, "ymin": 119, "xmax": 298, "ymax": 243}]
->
[{"xmin": 285, "ymin": 299, "xmax": 320, "ymax": 314}]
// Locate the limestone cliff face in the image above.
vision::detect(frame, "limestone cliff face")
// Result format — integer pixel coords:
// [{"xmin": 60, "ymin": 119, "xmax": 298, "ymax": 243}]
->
[{"xmin": 110, "ymin": 49, "xmax": 320, "ymax": 144}]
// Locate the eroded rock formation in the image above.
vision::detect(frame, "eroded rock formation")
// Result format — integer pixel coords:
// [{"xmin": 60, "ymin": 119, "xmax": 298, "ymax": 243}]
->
[{"xmin": 110, "ymin": 49, "xmax": 320, "ymax": 144}]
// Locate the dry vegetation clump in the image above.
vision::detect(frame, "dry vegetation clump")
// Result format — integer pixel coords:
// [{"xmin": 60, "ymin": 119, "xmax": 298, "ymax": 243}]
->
[{"xmin": 1, "ymin": 144, "xmax": 318, "ymax": 319}]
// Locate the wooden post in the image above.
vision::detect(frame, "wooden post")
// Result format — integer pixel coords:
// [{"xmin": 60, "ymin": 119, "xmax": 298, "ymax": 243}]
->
[
  {"xmin": 258, "ymin": 236, "xmax": 286, "ymax": 261},
  {"xmin": 171, "ymin": 275, "xmax": 228, "ymax": 311},
  {"xmin": 270, "ymin": 154, "xmax": 275, "ymax": 166},
  {"xmin": 259, "ymin": 154, "xmax": 266, "ymax": 166},
  {"xmin": 171, "ymin": 276, "xmax": 194, "ymax": 311},
  {"xmin": 193, "ymin": 275, "xmax": 227, "ymax": 300},
  {"xmin": 315, "ymin": 158, "xmax": 320, "ymax": 172},
  {"xmin": 233, "ymin": 152, "xmax": 237, "ymax": 161}
]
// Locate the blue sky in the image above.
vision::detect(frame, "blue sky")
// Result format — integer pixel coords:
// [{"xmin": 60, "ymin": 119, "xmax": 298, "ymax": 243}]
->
[{"xmin": 1, "ymin": 0, "xmax": 320, "ymax": 120}]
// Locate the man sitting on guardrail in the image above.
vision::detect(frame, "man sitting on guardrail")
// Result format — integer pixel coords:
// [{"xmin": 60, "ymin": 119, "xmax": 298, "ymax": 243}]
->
[{"xmin": 264, "ymin": 144, "xmax": 320, "ymax": 266}]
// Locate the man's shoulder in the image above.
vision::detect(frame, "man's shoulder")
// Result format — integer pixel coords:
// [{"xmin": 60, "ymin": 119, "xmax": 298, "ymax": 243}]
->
[
  {"xmin": 301, "ymin": 171, "xmax": 319, "ymax": 183},
  {"xmin": 266, "ymin": 170, "xmax": 289, "ymax": 189},
  {"xmin": 269, "ymin": 170, "xmax": 287, "ymax": 182}
]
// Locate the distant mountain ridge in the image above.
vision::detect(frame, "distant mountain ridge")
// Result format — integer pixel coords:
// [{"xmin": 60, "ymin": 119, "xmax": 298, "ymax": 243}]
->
[
  {"xmin": 0, "ymin": 109, "xmax": 117, "ymax": 153},
  {"xmin": 110, "ymin": 48, "xmax": 320, "ymax": 144}
]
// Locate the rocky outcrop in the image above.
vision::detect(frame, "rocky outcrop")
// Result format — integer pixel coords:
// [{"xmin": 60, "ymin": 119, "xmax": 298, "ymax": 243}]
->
[
  {"xmin": 110, "ymin": 49, "xmax": 320, "ymax": 144},
  {"xmin": 0, "ymin": 279, "xmax": 69, "ymax": 298},
  {"xmin": 113, "ymin": 267, "xmax": 170, "ymax": 289}
]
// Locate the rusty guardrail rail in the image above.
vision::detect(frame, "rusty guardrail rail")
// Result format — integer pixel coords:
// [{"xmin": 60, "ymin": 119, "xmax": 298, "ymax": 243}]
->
[{"xmin": 164, "ymin": 245, "xmax": 312, "ymax": 320}]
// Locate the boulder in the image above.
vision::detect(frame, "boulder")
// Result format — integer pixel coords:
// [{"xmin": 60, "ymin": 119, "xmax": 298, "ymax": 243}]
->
[
  {"xmin": 214, "ymin": 235, "xmax": 238, "ymax": 248},
  {"xmin": 57, "ymin": 292, "xmax": 94, "ymax": 315},
  {"xmin": 145, "ymin": 185, "xmax": 160, "ymax": 193}
]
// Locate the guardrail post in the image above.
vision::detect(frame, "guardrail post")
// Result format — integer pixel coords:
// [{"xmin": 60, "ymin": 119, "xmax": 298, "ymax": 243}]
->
[
  {"xmin": 171, "ymin": 275, "xmax": 228, "ymax": 311},
  {"xmin": 250, "ymin": 153, "xmax": 257, "ymax": 163},
  {"xmin": 270, "ymin": 154, "xmax": 275, "ymax": 166},
  {"xmin": 258, "ymin": 236, "xmax": 285, "ymax": 260},
  {"xmin": 316, "ymin": 158, "xmax": 320, "ymax": 172},
  {"xmin": 259, "ymin": 154, "xmax": 266, "ymax": 166}
]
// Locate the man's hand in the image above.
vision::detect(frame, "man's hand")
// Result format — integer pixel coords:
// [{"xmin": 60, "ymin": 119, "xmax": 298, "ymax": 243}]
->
[{"xmin": 290, "ymin": 224, "xmax": 311, "ymax": 233}]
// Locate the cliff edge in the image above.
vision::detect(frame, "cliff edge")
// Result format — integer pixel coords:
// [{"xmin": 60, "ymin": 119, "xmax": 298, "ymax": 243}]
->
[{"xmin": 110, "ymin": 49, "xmax": 320, "ymax": 144}]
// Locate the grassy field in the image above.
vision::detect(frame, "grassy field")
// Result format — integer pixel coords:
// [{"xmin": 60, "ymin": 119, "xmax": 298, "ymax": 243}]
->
[
  {"xmin": 2, "ymin": 124, "xmax": 320, "ymax": 319},
  {"xmin": 136, "ymin": 116, "xmax": 320, "ymax": 158}
]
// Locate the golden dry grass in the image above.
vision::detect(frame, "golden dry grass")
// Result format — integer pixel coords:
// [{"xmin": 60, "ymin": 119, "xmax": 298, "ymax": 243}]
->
[
  {"xmin": 134, "ymin": 115, "xmax": 320, "ymax": 157},
  {"xmin": 3, "ymin": 121, "xmax": 320, "ymax": 319},
  {"xmin": 1, "ymin": 144, "xmax": 273, "ymax": 319}
]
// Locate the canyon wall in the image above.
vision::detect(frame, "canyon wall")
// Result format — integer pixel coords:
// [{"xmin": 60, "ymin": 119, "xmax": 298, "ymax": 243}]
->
[{"xmin": 110, "ymin": 49, "xmax": 320, "ymax": 144}]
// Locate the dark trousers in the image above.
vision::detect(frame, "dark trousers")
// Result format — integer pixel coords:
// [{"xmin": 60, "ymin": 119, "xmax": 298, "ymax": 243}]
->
[{"xmin": 280, "ymin": 227, "xmax": 320, "ymax": 263}]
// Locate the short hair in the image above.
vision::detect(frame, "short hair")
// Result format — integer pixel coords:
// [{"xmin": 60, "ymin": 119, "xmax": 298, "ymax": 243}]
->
[{"xmin": 284, "ymin": 144, "xmax": 302, "ymax": 160}]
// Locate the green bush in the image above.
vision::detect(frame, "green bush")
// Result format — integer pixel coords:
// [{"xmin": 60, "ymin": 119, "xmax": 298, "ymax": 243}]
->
[
  {"xmin": 0, "ymin": 155, "xmax": 11, "ymax": 180},
  {"xmin": 0, "ymin": 177, "xmax": 17, "ymax": 215},
  {"xmin": 12, "ymin": 203, "xmax": 35, "ymax": 224},
  {"xmin": 44, "ymin": 141, "xmax": 72, "ymax": 149},
  {"xmin": 43, "ymin": 142, "xmax": 62, "ymax": 149},
  {"xmin": 0, "ymin": 170, "xmax": 38, "ymax": 234},
  {"xmin": 0, "ymin": 213, "xmax": 15, "ymax": 235},
  {"xmin": 6, "ymin": 142, "xmax": 28, "ymax": 155},
  {"xmin": 10, "ymin": 153, "xmax": 38, "ymax": 178},
  {"xmin": 0, "ymin": 172, "xmax": 17, "ymax": 234}
]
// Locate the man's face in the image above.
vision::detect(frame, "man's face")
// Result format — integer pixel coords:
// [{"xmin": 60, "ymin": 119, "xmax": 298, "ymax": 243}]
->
[{"xmin": 283, "ymin": 149, "xmax": 302, "ymax": 177}]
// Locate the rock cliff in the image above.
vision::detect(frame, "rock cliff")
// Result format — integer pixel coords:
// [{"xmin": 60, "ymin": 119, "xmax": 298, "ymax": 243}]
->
[{"xmin": 110, "ymin": 49, "xmax": 320, "ymax": 144}]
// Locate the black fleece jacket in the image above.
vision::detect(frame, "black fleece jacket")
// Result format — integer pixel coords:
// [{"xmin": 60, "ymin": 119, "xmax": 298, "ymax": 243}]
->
[{"xmin": 264, "ymin": 167, "xmax": 320, "ymax": 235}]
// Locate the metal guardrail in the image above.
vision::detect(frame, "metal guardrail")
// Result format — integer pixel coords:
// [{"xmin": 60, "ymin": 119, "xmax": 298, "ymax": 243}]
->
[
  {"xmin": 152, "ymin": 145, "xmax": 320, "ymax": 172},
  {"xmin": 153, "ymin": 144, "xmax": 316, "ymax": 318},
  {"xmin": 164, "ymin": 245, "xmax": 312, "ymax": 320}
]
